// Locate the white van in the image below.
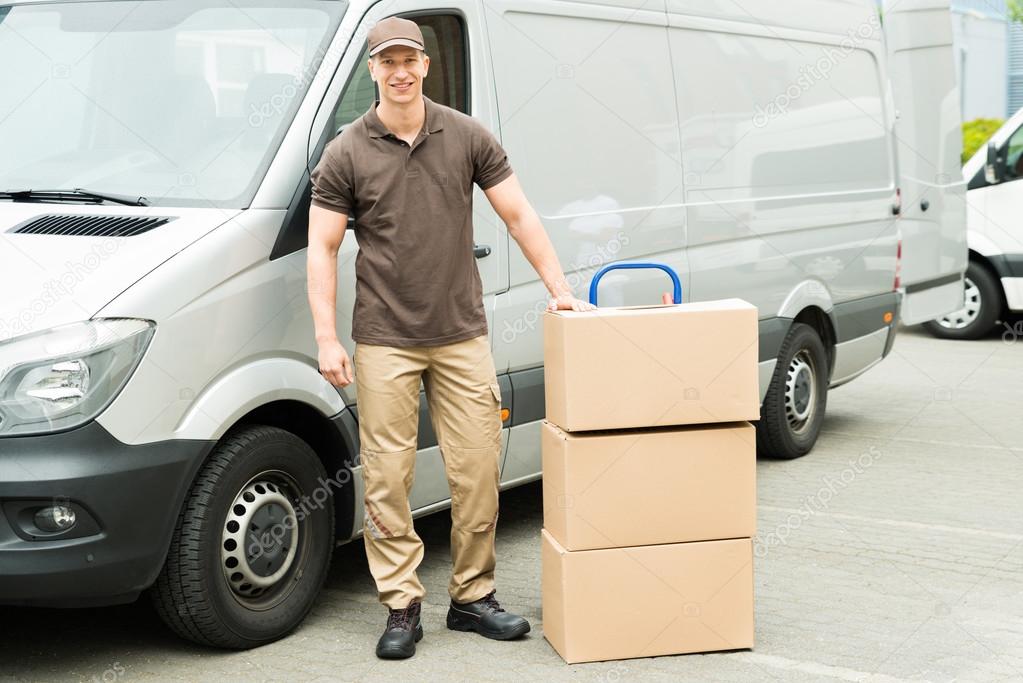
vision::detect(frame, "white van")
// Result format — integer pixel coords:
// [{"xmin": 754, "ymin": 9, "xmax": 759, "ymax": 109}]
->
[
  {"xmin": 923, "ymin": 107, "xmax": 1023, "ymax": 339},
  {"xmin": 0, "ymin": 0, "xmax": 963, "ymax": 647}
]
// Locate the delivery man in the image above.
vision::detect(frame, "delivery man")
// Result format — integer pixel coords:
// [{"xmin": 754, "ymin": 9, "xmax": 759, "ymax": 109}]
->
[{"xmin": 306, "ymin": 16, "xmax": 596, "ymax": 660}]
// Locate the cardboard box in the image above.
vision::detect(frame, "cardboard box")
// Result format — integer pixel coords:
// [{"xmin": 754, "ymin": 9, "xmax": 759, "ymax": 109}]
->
[
  {"xmin": 543, "ymin": 299, "xmax": 759, "ymax": 431},
  {"xmin": 541, "ymin": 529, "xmax": 754, "ymax": 664},
  {"xmin": 542, "ymin": 419, "xmax": 756, "ymax": 551}
]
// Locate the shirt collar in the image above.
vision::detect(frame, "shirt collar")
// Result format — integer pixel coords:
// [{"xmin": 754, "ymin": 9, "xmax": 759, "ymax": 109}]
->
[{"xmin": 365, "ymin": 94, "xmax": 444, "ymax": 139}]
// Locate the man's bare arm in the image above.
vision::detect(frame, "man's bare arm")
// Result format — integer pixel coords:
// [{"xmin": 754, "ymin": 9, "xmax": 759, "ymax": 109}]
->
[
  {"xmin": 307, "ymin": 204, "xmax": 354, "ymax": 386},
  {"xmin": 483, "ymin": 173, "xmax": 595, "ymax": 311}
]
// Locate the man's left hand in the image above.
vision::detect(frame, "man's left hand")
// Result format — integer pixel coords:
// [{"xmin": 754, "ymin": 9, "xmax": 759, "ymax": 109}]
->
[{"xmin": 548, "ymin": 294, "xmax": 597, "ymax": 312}]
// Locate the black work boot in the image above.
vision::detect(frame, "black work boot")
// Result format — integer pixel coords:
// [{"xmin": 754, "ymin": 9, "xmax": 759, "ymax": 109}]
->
[
  {"xmin": 376, "ymin": 601, "xmax": 423, "ymax": 659},
  {"xmin": 446, "ymin": 590, "xmax": 530, "ymax": 640}
]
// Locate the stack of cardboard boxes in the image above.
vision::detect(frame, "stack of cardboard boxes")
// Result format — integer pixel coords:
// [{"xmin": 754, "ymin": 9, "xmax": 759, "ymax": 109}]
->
[{"xmin": 540, "ymin": 298, "xmax": 760, "ymax": 664}]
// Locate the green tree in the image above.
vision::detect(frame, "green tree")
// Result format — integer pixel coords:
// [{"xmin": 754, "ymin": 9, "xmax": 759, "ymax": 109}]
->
[
  {"xmin": 1010, "ymin": 0, "xmax": 1023, "ymax": 23},
  {"xmin": 962, "ymin": 118, "xmax": 1004, "ymax": 164}
]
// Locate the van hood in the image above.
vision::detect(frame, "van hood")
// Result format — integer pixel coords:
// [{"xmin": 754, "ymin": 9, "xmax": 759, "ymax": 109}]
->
[{"xmin": 0, "ymin": 204, "xmax": 240, "ymax": 343}]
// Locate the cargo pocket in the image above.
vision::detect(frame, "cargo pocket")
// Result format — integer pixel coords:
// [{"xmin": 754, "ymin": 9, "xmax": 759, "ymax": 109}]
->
[{"xmin": 489, "ymin": 381, "xmax": 502, "ymax": 408}]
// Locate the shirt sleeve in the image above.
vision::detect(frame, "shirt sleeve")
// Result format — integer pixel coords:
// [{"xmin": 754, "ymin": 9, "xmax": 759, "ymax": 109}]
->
[
  {"xmin": 472, "ymin": 124, "xmax": 514, "ymax": 190},
  {"xmin": 310, "ymin": 137, "xmax": 355, "ymax": 214}
]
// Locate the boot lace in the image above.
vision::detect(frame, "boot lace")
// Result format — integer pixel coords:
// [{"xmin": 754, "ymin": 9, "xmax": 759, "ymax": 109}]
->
[
  {"xmin": 480, "ymin": 590, "xmax": 505, "ymax": 613},
  {"xmin": 387, "ymin": 602, "xmax": 419, "ymax": 631}
]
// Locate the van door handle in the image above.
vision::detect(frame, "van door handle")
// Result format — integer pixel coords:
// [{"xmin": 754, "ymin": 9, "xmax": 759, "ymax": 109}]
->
[
  {"xmin": 920, "ymin": 199, "xmax": 930, "ymax": 212},
  {"xmin": 474, "ymin": 244, "xmax": 491, "ymax": 259}
]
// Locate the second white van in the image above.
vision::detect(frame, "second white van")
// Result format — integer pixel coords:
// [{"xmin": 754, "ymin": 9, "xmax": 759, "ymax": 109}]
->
[{"xmin": 924, "ymin": 107, "xmax": 1023, "ymax": 339}]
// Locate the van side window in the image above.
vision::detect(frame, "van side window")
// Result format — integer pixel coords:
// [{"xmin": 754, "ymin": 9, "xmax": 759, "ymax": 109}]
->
[
  {"xmin": 332, "ymin": 13, "xmax": 469, "ymax": 134},
  {"xmin": 1003, "ymin": 125, "xmax": 1023, "ymax": 181}
]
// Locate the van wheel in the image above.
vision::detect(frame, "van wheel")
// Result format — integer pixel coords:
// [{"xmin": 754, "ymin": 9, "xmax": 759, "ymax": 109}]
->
[
  {"xmin": 922, "ymin": 261, "xmax": 1002, "ymax": 340},
  {"xmin": 151, "ymin": 425, "xmax": 334, "ymax": 649},
  {"xmin": 757, "ymin": 323, "xmax": 828, "ymax": 459}
]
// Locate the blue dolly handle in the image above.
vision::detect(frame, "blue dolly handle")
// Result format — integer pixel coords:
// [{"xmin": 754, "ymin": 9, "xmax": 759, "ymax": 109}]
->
[{"xmin": 588, "ymin": 262, "xmax": 683, "ymax": 306}]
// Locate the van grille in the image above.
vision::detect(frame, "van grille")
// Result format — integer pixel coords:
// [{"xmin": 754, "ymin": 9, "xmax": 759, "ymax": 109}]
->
[{"xmin": 9, "ymin": 214, "xmax": 174, "ymax": 237}]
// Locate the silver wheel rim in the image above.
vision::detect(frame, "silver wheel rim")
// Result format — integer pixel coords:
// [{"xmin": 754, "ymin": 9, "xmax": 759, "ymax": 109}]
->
[
  {"xmin": 221, "ymin": 475, "xmax": 300, "ymax": 600},
  {"xmin": 785, "ymin": 350, "xmax": 817, "ymax": 435},
  {"xmin": 937, "ymin": 277, "xmax": 981, "ymax": 330}
]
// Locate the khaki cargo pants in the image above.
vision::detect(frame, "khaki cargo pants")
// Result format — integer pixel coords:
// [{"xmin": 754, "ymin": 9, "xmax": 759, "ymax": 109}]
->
[{"xmin": 353, "ymin": 332, "xmax": 503, "ymax": 610}]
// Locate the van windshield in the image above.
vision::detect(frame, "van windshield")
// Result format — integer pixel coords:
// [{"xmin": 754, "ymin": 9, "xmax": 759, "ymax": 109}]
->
[{"xmin": 0, "ymin": 1, "xmax": 346, "ymax": 208}]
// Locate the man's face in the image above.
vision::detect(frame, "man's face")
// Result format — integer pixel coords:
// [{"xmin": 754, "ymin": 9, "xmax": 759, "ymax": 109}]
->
[{"xmin": 369, "ymin": 46, "xmax": 429, "ymax": 105}]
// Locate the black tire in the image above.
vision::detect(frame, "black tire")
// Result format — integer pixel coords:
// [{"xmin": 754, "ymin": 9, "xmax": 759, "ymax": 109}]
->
[
  {"xmin": 151, "ymin": 424, "xmax": 335, "ymax": 649},
  {"xmin": 922, "ymin": 260, "xmax": 1003, "ymax": 340},
  {"xmin": 756, "ymin": 323, "xmax": 829, "ymax": 460}
]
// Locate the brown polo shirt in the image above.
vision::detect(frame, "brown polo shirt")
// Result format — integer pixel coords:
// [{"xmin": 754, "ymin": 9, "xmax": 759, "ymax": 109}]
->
[{"xmin": 310, "ymin": 94, "xmax": 514, "ymax": 346}]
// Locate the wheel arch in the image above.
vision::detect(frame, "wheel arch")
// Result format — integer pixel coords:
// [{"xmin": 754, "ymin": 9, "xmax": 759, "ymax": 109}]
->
[
  {"xmin": 791, "ymin": 306, "xmax": 837, "ymax": 380},
  {"xmin": 232, "ymin": 400, "xmax": 357, "ymax": 542},
  {"xmin": 969, "ymin": 248, "xmax": 1007, "ymax": 286},
  {"xmin": 775, "ymin": 280, "xmax": 837, "ymax": 379},
  {"xmin": 964, "ymin": 250, "xmax": 1008, "ymax": 315},
  {"xmin": 162, "ymin": 357, "xmax": 356, "ymax": 541}
]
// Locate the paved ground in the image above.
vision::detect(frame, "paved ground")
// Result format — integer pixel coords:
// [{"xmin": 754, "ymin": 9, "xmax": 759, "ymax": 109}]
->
[{"xmin": 2, "ymin": 322, "xmax": 1022, "ymax": 683}]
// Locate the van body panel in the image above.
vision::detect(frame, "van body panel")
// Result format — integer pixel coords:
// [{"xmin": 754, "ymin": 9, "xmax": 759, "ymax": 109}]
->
[
  {"xmin": 669, "ymin": 9, "xmax": 896, "ymax": 316},
  {"xmin": 777, "ymin": 280, "xmax": 836, "ymax": 319},
  {"xmin": 144, "ymin": 357, "xmax": 345, "ymax": 442},
  {"xmin": 967, "ymin": 180, "xmax": 1023, "ymax": 267},
  {"xmin": 758, "ymin": 361, "xmax": 778, "ymax": 399},
  {"xmin": 966, "ymin": 229, "xmax": 1004, "ymax": 258},
  {"xmin": 757, "ymin": 318, "xmax": 792, "ymax": 363},
  {"xmin": 0, "ymin": 206, "xmax": 238, "ymax": 342},
  {"xmin": 1003, "ymin": 278, "xmax": 1023, "ymax": 311},
  {"xmin": 883, "ymin": 0, "xmax": 968, "ymax": 324},
  {"xmin": 665, "ymin": 0, "xmax": 877, "ymax": 37},
  {"xmin": 484, "ymin": 0, "xmax": 686, "ymax": 375},
  {"xmin": 831, "ymin": 327, "xmax": 888, "ymax": 385},
  {"xmin": 901, "ymin": 278, "xmax": 964, "ymax": 322},
  {"xmin": 964, "ymin": 195, "xmax": 1023, "ymax": 310},
  {"xmin": 94, "ymin": 209, "xmax": 346, "ymax": 444},
  {"xmin": 832, "ymin": 291, "xmax": 898, "ymax": 343}
]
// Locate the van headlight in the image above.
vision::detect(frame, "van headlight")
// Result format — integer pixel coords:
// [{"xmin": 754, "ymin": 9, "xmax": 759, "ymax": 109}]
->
[{"xmin": 0, "ymin": 319, "xmax": 155, "ymax": 437}]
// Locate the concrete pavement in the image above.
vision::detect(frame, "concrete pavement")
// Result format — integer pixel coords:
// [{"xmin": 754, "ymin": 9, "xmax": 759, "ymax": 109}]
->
[{"xmin": 2, "ymin": 323, "xmax": 1021, "ymax": 682}]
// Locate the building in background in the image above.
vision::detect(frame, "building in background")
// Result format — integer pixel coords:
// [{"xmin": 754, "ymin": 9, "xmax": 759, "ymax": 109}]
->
[
  {"xmin": 880, "ymin": 1, "xmax": 1022, "ymax": 120},
  {"xmin": 950, "ymin": 0, "xmax": 1009, "ymax": 120},
  {"xmin": 1009, "ymin": 7, "xmax": 1023, "ymax": 114}
]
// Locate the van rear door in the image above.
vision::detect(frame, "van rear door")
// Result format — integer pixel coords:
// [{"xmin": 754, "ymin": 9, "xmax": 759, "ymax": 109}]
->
[{"xmin": 883, "ymin": 0, "xmax": 968, "ymax": 324}]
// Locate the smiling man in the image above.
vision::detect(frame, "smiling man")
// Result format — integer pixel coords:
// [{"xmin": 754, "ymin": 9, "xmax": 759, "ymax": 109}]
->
[{"xmin": 306, "ymin": 16, "xmax": 595, "ymax": 660}]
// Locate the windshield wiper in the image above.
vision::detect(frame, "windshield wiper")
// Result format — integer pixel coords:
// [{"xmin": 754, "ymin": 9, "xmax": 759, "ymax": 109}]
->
[{"xmin": 0, "ymin": 188, "xmax": 150, "ymax": 207}]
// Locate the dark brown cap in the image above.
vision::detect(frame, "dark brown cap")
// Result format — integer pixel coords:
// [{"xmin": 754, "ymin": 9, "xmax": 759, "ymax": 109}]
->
[{"xmin": 368, "ymin": 16, "xmax": 425, "ymax": 57}]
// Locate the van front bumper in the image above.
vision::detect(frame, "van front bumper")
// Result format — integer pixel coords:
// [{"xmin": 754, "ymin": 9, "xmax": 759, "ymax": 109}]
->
[{"xmin": 0, "ymin": 421, "xmax": 214, "ymax": 607}]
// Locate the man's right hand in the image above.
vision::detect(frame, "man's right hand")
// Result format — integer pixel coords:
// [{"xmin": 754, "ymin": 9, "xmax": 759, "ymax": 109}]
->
[{"xmin": 318, "ymin": 338, "xmax": 354, "ymax": 387}]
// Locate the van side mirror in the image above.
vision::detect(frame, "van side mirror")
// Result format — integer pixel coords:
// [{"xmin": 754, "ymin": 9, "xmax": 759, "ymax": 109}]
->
[{"xmin": 985, "ymin": 141, "xmax": 1005, "ymax": 184}]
